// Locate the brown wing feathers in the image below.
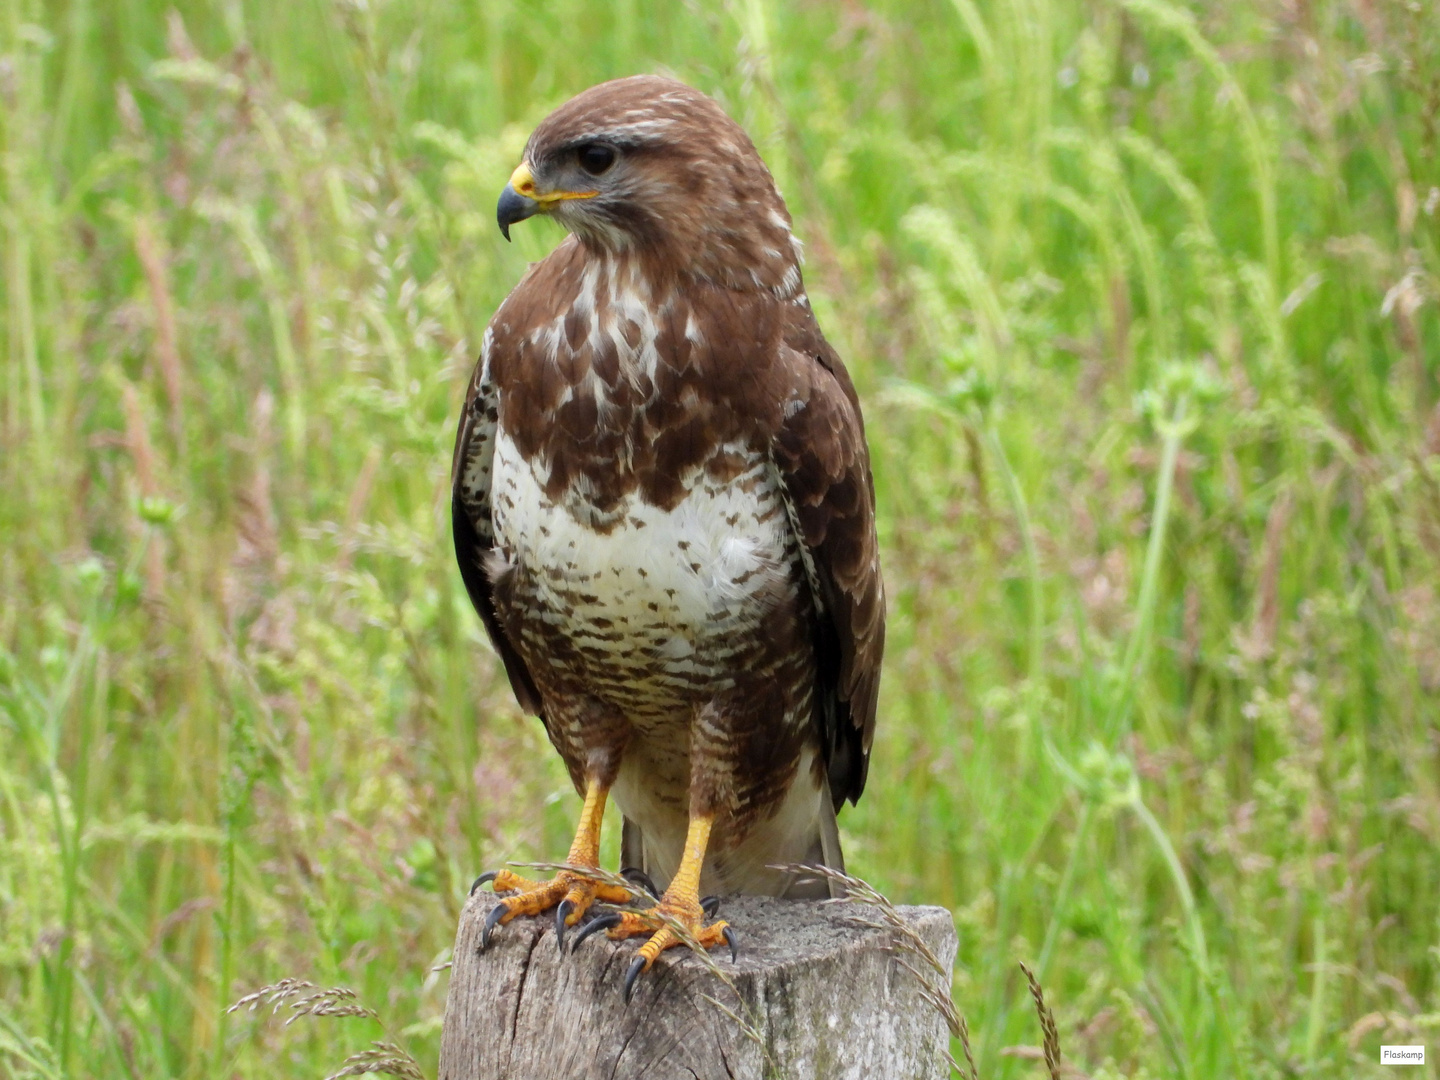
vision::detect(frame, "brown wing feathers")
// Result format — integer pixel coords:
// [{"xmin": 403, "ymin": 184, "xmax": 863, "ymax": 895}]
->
[
  {"xmin": 452, "ymin": 358, "xmax": 544, "ymax": 717},
  {"xmin": 772, "ymin": 330, "xmax": 884, "ymax": 809}
]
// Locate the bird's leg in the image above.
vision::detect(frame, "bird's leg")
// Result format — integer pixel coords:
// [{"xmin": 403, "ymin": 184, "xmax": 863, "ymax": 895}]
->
[
  {"xmin": 599, "ymin": 811, "xmax": 736, "ymax": 999},
  {"xmin": 472, "ymin": 775, "xmax": 632, "ymax": 950}
]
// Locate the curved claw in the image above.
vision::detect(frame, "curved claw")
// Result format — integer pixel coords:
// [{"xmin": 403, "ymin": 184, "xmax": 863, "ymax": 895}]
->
[
  {"xmin": 570, "ymin": 910, "xmax": 623, "ymax": 953},
  {"xmin": 722, "ymin": 925, "xmax": 739, "ymax": 963},
  {"xmin": 554, "ymin": 898, "xmax": 576, "ymax": 953},
  {"xmin": 624, "ymin": 954, "xmax": 648, "ymax": 1003},
  {"xmin": 470, "ymin": 871, "xmax": 498, "ymax": 896},
  {"xmin": 481, "ymin": 902, "xmax": 508, "ymax": 950},
  {"xmin": 621, "ymin": 867, "xmax": 659, "ymax": 898},
  {"xmin": 701, "ymin": 895, "xmax": 721, "ymax": 918}
]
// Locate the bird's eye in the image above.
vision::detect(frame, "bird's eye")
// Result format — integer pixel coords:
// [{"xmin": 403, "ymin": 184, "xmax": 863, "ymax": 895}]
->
[{"xmin": 577, "ymin": 143, "xmax": 616, "ymax": 176}]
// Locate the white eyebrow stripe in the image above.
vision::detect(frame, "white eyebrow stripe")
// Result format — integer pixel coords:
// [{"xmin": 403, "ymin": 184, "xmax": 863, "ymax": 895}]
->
[{"xmin": 604, "ymin": 119, "xmax": 682, "ymax": 140}]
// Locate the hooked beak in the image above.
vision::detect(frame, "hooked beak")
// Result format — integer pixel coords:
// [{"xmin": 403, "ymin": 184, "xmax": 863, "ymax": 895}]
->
[
  {"xmin": 496, "ymin": 161, "xmax": 599, "ymax": 241},
  {"xmin": 496, "ymin": 179, "xmax": 536, "ymax": 242}
]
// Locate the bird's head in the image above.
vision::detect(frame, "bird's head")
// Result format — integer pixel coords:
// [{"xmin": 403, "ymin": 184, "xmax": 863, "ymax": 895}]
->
[{"xmin": 497, "ymin": 75, "xmax": 802, "ymax": 294}]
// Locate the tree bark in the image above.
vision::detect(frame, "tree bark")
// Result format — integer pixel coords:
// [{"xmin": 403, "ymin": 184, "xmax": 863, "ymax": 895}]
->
[{"xmin": 440, "ymin": 890, "xmax": 958, "ymax": 1080}]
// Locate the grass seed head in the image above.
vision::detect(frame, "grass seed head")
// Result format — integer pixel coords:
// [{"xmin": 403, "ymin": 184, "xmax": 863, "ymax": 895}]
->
[{"xmin": 1019, "ymin": 962, "xmax": 1062, "ymax": 1080}]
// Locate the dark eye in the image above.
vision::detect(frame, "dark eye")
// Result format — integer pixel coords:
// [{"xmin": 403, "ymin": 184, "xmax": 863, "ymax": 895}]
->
[{"xmin": 577, "ymin": 143, "xmax": 616, "ymax": 176}]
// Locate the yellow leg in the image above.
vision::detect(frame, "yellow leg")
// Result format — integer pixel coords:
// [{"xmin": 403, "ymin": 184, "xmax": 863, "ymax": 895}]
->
[
  {"xmin": 668, "ymin": 814, "xmax": 712, "ymax": 906},
  {"xmin": 473, "ymin": 776, "xmax": 633, "ymax": 949},
  {"xmin": 602, "ymin": 812, "xmax": 736, "ymax": 999},
  {"xmin": 567, "ymin": 775, "xmax": 609, "ymax": 865}
]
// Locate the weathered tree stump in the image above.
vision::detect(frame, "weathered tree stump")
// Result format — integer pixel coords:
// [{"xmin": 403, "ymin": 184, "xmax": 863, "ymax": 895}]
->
[{"xmin": 440, "ymin": 889, "xmax": 958, "ymax": 1080}]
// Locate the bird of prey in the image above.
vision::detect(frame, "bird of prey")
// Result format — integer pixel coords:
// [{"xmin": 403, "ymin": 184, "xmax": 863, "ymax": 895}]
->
[{"xmin": 454, "ymin": 75, "xmax": 884, "ymax": 994}]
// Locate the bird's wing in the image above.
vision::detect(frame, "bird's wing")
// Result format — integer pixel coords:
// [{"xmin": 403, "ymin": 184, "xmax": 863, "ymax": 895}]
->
[
  {"xmin": 772, "ymin": 318, "xmax": 885, "ymax": 810},
  {"xmin": 452, "ymin": 330, "xmax": 543, "ymax": 716}
]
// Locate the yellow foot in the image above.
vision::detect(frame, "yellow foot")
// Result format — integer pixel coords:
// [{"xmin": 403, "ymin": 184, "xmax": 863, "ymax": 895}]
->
[
  {"xmin": 471, "ymin": 867, "xmax": 633, "ymax": 952},
  {"xmin": 568, "ymin": 895, "xmax": 737, "ymax": 1001}
]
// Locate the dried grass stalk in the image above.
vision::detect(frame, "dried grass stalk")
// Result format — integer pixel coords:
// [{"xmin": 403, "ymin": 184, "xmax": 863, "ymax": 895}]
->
[
  {"xmin": 227, "ymin": 979, "xmax": 377, "ymax": 1025},
  {"xmin": 229, "ymin": 980, "xmax": 418, "ymax": 1079},
  {"xmin": 228, "ymin": 977, "xmax": 318, "ymax": 1015},
  {"xmin": 956, "ymin": 1012, "xmax": 980, "ymax": 1080},
  {"xmin": 506, "ymin": 860, "xmax": 642, "ymax": 900},
  {"xmin": 322, "ymin": 1041, "xmax": 425, "ymax": 1080},
  {"xmin": 133, "ymin": 214, "xmax": 184, "ymax": 439},
  {"xmin": 1019, "ymin": 962, "xmax": 1062, "ymax": 1080}
]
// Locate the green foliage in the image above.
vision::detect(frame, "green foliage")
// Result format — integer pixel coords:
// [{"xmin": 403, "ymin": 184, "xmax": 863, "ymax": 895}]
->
[{"xmin": 2, "ymin": 0, "xmax": 1438, "ymax": 1076}]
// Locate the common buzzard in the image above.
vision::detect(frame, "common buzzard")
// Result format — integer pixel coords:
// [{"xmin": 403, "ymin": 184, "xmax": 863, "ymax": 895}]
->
[{"xmin": 455, "ymin": 75, "xmax": 884, "ymax": 995}]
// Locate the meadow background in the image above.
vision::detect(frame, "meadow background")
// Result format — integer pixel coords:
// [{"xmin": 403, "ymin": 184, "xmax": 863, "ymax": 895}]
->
[{"xmin": 2, "ymin": 0, "xmax": 1439, "ymax": 1075}]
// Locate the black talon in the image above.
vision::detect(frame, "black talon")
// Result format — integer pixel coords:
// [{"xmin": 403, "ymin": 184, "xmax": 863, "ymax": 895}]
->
[
  {"xmin": 722, "ymin": 925, "xmax": 739, "ymax": 963},
  {"xmin": 701, "ymin": 895, "xmax": 720, "ymax": 918},
  {"xmin": 470, "ymin": 871, "xmax": 498, "ymax": 895},
  {"xmin": 570, "ymin": 911, "xmax": 623, "ymax": 952},
  {"xmin": 624, "ymin": 954, "xmax": 648, "ymax": 1003},
  {"xmin": 481, "ymin": 903, "xmax": 508, "ymax": 950},
  {"xmin": 621, "ymin": 867, "xmax": 659, "ymax": 898},
  {"xmin": 554, "ymin": 899, "xmax": 575, "ymax": 953}
]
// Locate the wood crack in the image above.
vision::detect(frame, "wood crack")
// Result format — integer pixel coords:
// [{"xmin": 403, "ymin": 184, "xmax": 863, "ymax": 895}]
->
[{"xmin": 503, "ymin": 926, "xmax": 543, "ymax": 1074}]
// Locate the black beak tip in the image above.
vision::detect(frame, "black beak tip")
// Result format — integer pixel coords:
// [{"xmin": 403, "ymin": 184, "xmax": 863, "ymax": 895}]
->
[{"xmin": 497, "ymin": 183, "xmax": 537, "ymax": 242}]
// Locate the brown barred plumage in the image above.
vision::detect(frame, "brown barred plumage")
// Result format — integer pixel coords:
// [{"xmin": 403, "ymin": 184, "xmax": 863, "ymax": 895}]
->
[{"xmin": 453, "ymin": 76, "xmax": 884, "ymax": 908}]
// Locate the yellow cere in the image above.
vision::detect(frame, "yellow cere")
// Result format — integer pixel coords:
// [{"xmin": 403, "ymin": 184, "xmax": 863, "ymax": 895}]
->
[{"xmin": 509, "ymin": 161, "xmax": 598, "ymax": 205}]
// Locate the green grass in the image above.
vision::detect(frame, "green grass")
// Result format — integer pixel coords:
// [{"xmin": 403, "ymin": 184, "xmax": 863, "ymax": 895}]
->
[{"xmin": 3, "ymin": 0, "xmax": 1439, "ymax": 1076}]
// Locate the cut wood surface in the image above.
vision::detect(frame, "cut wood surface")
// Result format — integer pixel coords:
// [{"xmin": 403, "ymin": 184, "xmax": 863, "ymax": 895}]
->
[{"xmin": 439, "ymin": 890, "xmax": 958, "ymax": 1080}]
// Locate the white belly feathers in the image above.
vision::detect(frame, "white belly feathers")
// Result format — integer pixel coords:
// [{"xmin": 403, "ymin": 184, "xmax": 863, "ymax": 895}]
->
[{"xmin": 490, "ymin": 430, "xmax": 796, "ymax": 703}]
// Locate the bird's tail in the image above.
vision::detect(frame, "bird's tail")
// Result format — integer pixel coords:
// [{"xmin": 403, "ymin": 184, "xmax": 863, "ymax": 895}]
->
[{"xmin": 797, "ymin": 796, "xmax": 847, "ymax": 899}]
